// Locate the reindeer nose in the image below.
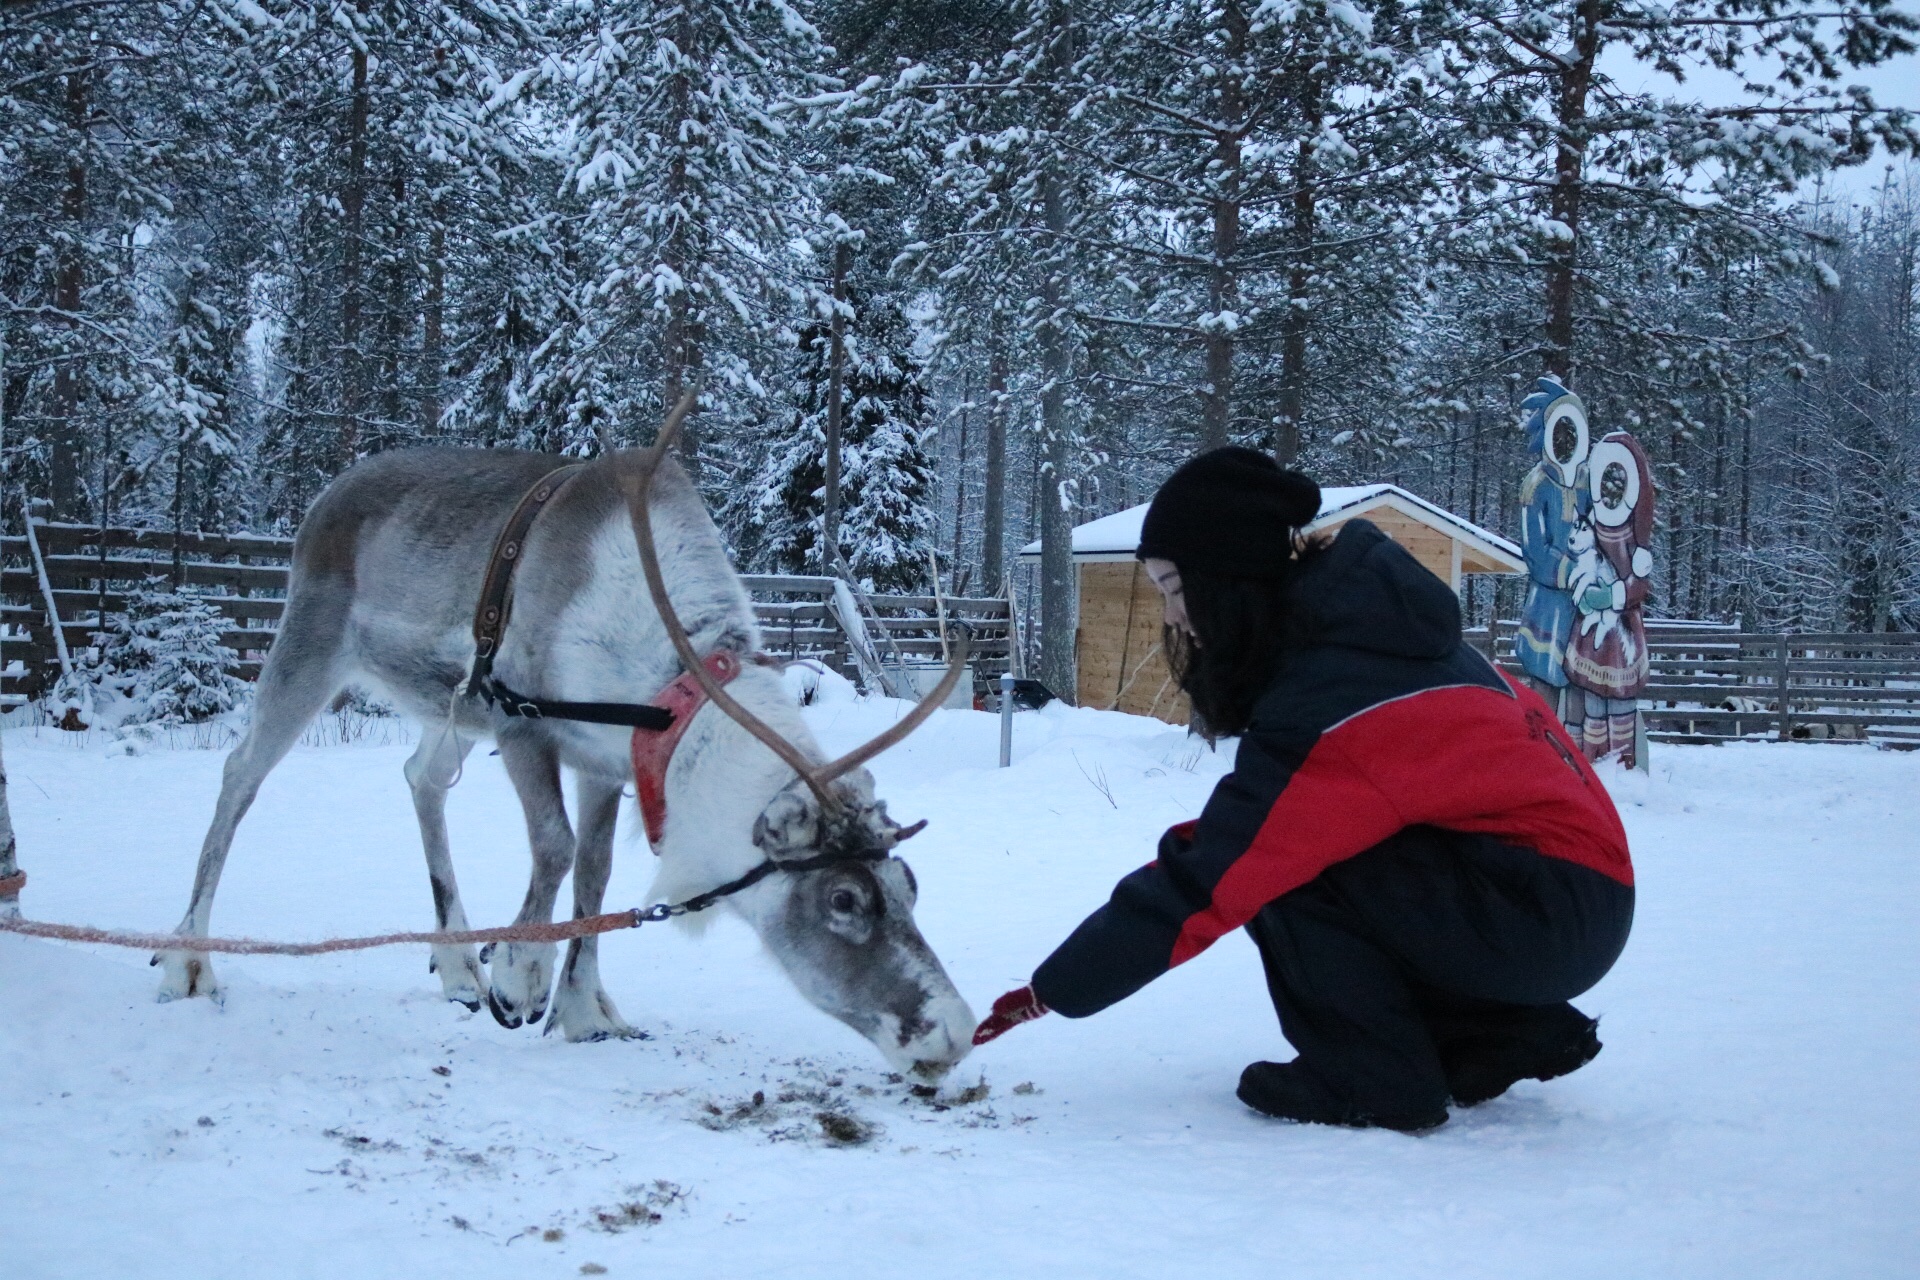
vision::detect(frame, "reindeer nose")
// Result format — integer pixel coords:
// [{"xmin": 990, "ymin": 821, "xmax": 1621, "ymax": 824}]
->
[{"xmin": 904, "ymin": 995, "xmax": 976, "ymax": 1078}]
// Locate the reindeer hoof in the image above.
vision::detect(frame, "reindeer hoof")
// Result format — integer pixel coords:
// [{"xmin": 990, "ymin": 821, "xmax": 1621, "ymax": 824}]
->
[
  {"xmin": 432, "ymin": 946, "xmax": 487, "ymax": 1011},
  {"xmin": 484, "ymin": 942, "xmax": 554, "ymax": 1030},
  {"xmin": 486, "ymin": 989, "xmax": 523, "ymax": 1030},
  {"xmin": 549, "ymin": 982, "xmax": 641, "ymax": 1043},
  {"xmin": 155, "ymin": 951, "xmax": 221, "ymax": 1004}
]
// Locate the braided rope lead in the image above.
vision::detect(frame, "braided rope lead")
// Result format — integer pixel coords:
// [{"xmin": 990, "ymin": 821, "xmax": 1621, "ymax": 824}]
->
[
  {"xmin": 0, "ymin": 907, "xmax": 650, "ymax": 956},
  {"xmin": 0, "ymin": 849, "xmax": 887, "ymax": 958}
]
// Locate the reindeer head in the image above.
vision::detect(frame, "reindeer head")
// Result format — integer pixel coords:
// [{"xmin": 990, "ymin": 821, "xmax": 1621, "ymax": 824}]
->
[
  {"xmin": 742, "ymin": 777, "xmax": 974, "ymax": 1079},
  {"xmin": 627, "ymin": 394, "xmax": 976, "ymax": 1080}
]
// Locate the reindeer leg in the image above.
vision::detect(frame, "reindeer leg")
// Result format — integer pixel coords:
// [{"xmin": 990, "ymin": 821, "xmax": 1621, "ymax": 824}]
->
[
  {"xmin": 404, "ymin": 723, "xmax": 483, "ymax": 1010},
  {"xmin": 159, "ymin": 588, "xmax": 347, "ymax": 1004},
  {"xmin": 549, "ymin": 774, "xmax": 637, "ymax": 1042},
  {"xmin": 486, "ymin": 729, "xmax": 572, "ymax": 1029}
]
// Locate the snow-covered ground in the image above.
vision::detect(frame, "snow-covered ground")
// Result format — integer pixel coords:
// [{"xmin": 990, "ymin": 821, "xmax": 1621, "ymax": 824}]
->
[{"xmin": 2, "ymin": 697, "xmax": 1916, "ymax": 1279}]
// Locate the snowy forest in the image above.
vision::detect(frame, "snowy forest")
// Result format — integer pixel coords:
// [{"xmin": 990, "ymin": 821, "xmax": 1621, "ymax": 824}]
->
[{"xmin": 2, "ymin": 0, "xmax": 1917, "ymax": 699}]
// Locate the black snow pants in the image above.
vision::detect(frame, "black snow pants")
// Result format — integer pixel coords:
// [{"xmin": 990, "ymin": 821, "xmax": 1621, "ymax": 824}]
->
[{"xmin": 1246, "ymin": 825, "xmax": 1634, "ymax": 1119}]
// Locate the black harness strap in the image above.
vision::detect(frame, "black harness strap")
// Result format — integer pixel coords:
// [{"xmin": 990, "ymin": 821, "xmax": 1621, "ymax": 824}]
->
[
  {"xmin": 477, "ymin": 675, "xmax": 674, "ymax": 730},
  {"xmin": 465, "ymin": 461, "xmax": 681, "ymax": 731},
  {"xmin": 660, "ymin": 849, "xmax": 892, "ymax": 919}
]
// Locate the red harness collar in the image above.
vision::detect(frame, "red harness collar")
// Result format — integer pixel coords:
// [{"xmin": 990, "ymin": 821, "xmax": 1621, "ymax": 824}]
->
[{"xmin": 630, "ymin": 650, "xmax": 743, "ymax": 846}]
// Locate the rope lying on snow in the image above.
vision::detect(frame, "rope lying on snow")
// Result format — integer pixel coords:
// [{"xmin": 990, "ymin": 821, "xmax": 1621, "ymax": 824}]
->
[{"xmin": 0, "ymin": 908, "xmax": 648, "ymax": 955}]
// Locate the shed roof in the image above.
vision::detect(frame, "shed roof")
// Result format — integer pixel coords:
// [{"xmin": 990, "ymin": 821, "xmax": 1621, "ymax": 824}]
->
[{"xmin": 1017, "ymin": 482, "xmax": 1523, "ymax": 572}]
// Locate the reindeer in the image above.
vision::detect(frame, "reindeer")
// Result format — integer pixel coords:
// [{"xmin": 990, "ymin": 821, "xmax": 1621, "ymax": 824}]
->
[{"xmin": 154, "ymin": 400, "xmax": 977, "ymax": 1080}]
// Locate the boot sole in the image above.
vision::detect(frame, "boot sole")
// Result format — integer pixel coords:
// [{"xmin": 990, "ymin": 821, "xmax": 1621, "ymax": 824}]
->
[{"xmin": 1451, "ymin": 1028, "xmax": 1602, "ymax": 1107}]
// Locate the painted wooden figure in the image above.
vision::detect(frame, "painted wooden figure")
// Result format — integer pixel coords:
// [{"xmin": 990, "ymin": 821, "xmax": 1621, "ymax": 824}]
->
[
  {"xmin": 1564, "ymin": 432, "xmax": 1656, "ymax": 765},
  {"xmin": 1515, "ymin": 379, "xmax": 1590, "ymax": 702}
]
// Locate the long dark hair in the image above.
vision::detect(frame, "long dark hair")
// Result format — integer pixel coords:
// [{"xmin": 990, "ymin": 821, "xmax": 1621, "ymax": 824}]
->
[{"xmin": 1165, "ymin": 538, "xmax": 1326, "ymax": 739}]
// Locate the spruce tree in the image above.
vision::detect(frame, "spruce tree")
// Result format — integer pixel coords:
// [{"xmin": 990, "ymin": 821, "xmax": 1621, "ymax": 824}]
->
[{"xmin": 751, "ymin": 295, "xmax": 936, "ymax": 592}]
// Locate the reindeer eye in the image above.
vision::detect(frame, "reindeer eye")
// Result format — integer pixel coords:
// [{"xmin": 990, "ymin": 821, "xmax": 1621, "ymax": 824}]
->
[{"xmin": 829, "ymin": 888, "xmax": 858, "ymax": 914}]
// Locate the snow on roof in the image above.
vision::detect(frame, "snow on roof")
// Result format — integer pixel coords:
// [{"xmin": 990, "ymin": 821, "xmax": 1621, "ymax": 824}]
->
[{"xmin": 1017, "ymin": 483, "xmax": 1521, "ymax": 564}]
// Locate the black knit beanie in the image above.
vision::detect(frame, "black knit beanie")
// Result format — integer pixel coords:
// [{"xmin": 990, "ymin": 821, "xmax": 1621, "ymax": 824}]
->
[{"xmin": 1136, "ymin": 447, "xmax": 1321, "ymax": 579}]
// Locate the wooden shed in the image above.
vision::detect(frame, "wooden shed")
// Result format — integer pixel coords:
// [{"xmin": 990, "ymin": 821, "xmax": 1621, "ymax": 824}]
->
[{"xmin": 1019, "ymin": 484, "xmax": 1525, "ymax": 723}]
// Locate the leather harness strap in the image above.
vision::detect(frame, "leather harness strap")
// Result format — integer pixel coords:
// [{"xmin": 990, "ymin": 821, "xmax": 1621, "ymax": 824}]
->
[{"xmin": 469, "ymin": 462, "xmax": 589, "ymax": 692}]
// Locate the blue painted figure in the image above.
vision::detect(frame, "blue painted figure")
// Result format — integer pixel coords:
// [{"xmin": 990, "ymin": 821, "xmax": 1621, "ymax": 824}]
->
[{"xmin": 1515, "ymin": 379, "xmax": 1591, "ymax": 690}]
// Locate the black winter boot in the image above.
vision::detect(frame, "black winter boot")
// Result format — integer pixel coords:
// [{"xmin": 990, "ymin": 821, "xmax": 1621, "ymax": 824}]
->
[
  {"xmin": 1442, "ymin": 1009, "xmax": 1602, "ymax": 1107},
  {"xmin": 1236, "ymin": 1061, "xmax": 1449, "ymax": 1133}
]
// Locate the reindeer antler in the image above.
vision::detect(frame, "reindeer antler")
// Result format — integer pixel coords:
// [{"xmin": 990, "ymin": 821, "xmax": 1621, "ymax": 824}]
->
[{"xmin": 625, "ymin": 391, "xmax": 970, "ymax": 813}]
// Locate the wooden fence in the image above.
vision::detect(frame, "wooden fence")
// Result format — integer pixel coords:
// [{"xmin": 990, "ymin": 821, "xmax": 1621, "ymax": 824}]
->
[
  {"xmin": 0, "ymin": 523, "xmax": 1014, "ymax": 704},
  {"xmin": 1481, "ymin": 620, "xmax": 1920, "ymax": 746}
]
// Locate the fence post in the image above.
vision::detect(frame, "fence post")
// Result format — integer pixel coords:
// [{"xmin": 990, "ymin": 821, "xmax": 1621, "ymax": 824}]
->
[{"xmin": 1776, "ymin": 634, "xmax": 1792, "ymax": 741}]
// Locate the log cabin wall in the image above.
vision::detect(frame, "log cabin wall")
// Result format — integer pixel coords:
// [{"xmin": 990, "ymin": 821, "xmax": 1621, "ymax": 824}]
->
[
  {"xmin": 1072, "ymin": 508, "xmax": 1488, "ymax": 723},
  {"xmin": 1317, "ymin": 508, "xmax": 1456, "ymax": 585},
  {"xmin": 1075, "ymin": 561, "xmax": 1190, "ymax": 723}
]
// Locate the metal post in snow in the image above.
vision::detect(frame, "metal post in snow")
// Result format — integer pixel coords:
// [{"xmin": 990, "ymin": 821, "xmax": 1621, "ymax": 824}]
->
[
  {"xmin": 999, "ymin": 671, "xmax": 1014, "ymax": 768},
  {"xmin": 1776, "ymin": 634, "xmax": 1792, "ymax": 741}
]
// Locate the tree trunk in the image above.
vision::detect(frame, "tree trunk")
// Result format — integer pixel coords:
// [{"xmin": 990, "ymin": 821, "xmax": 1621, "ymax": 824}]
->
[
  {"xmin": 1542, "ymin": 0, "xmax": 1601, "ymax": 381},
  {"xmin": 950, "ymin": 365, "xmax": 973, "ymax": 575},
  {"xmin": 49, "ymin": 68, "xmax": 88, "ymax": 520},
  {"xmin": 981, "ymin": 345, "xmax": 1009, "ymax": 594},
  {"xmin": 378, "ymin": 173, "xmax": 408, "ymax": 442},
  {"xmin": 337, "ymin": 19, "xmax": 371, "ymax": 467},
  {"xmin": 422, "ymin": 211, "xmax": 445, "ymax": 435},
  {"xmin": 1273, "ymin": 68, "xmax": 1320, "ymax": 466},
  {"xmin": 1038, "ymin": 171, "xmax": 1076, "ymax": 702},
  {"xmin": 1034, "ymin": 0, "xmax": 1079, "ymax": 701},
  {"xmin": 1200, "ymin": 0, "xmax": 1247, "ymax": 452},
  {"xmin": 662, "ymin": 7, "xmax": 703, "ymax": 473},
  {"xmin": 823, "ymin": 240, "xmax": 850, "ymax": 571},
  {"xmin": 172, "ymin": 414, "xmax": 188, "ymax": 589}
]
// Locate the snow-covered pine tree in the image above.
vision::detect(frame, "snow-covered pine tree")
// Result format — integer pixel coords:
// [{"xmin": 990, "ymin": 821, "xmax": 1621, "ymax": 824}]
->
[
  {"xmin": 243, "ymin": 0, "xmax": 538, "ymax": 518},
  {"xmin": 1079, "ymin": 0, "xmax": 1438, "ymax": 465},
  {"xmin": 137, "ymin": 255, "xmax": 243, "ymax": 577},
  {"xmin": 751, "ymin": 295, "xmax": 936, "ymax": 592},
  {"xmin": 549, "ymin": 0, "xmax": 826, "ymax": 468},
  {"xmin": 0, "ymin": 0, "xmax": 190, "ymax": 521},
  {"xmin": 912, "ymin": 0, "xmax": 1109, "ymax": 698},
  {"xmin": 1433, "ymin": 0, "xmax": 1916, "ymax": 385}
]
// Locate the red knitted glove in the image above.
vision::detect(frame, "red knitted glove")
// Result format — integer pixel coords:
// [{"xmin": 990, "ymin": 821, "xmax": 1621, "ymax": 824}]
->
[{"xmin": 973, "ymin": 984, "xmax": 1049, "ymax": 1045}]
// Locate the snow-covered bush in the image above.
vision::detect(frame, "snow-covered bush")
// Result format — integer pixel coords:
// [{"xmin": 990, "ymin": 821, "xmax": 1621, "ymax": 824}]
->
[{"xmin": 76, "ymin": 587, "xmax": 247, "ymax": 729}]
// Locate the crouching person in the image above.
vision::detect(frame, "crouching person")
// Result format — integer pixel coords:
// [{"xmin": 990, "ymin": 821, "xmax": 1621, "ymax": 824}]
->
[{"xmin": 974, "ymin": 448, "xmax": 1635, "ymax": 1132}]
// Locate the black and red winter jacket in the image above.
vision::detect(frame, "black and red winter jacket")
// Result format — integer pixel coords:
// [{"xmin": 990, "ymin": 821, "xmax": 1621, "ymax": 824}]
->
[{"xmin": 1031, "ymin": 519, "xmax": 1634, "ymax": 1019}]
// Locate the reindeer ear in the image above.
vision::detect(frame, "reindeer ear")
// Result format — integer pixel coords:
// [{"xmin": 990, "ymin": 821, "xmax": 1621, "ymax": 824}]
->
[
  {"xmin": 831, "ymin": 767, "xmax": 878, "ymax": 807},
  {"xmin": 752, "ymin": 787, "xmax": 821, "ymax": 856}
]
